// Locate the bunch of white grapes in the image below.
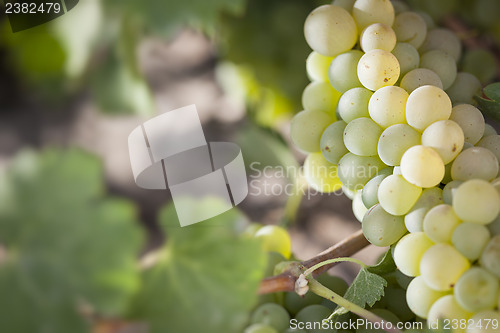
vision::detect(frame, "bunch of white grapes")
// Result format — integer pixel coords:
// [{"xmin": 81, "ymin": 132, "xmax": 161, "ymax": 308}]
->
[{"xmin": 290, "ymin": 0, "xmax": 500, "ymax": 331}]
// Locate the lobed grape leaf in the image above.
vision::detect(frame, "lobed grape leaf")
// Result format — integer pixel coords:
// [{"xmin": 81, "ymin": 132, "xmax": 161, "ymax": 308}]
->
[
  {"xmin": 129, "ymin": 202, "xmax": 267, "ymax": 333},
  {"xmin": 0, "ymin": 149, "xmax": 143, "ymax": 333},
  {"xmin": 475, "ymin": 82, "xmax": 500, "ymax": 122}
]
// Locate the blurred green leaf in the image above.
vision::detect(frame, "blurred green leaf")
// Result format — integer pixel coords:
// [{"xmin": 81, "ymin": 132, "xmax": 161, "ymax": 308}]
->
[
  {"xmin": 0, "ymin": 149, "xmax": 143, "ymax": 333},
  {"xmin": 476, "ymin": 82, "xmax": 500, "ymax": 122},
  {"xmin": 130, "ymin": 202, "xmax": 266, "ymax": 333}
]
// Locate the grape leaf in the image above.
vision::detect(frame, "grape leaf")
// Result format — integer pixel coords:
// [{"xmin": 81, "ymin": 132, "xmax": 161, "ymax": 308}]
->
[
  {"xmin": 475, "ymin": 82, "xmax": 500, "ymax": 122},
  {"xmin": 0, "ymin": 149, "xmax": 143, "ymax": 333},
  {"xmin": 129, "ymin": 202, "xmax": 267, "ymax": 333},
  {"xmin": 367, "ymin": 248, "xmax": 397, "ymax": 276}
]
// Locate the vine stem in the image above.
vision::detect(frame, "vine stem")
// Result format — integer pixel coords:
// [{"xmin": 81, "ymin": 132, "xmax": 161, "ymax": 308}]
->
[{"xmin": 303, "ymin": 257, "xmax": 367, "ymax": 277}]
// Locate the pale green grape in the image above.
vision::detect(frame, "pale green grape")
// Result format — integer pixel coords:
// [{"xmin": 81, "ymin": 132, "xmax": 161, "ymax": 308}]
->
[
  {"xmin": 290, "ymin": 110, "xmax": 334, "ymax": 152},
  {"xmin": 400, "ymin": 145, "xmax": 445, "ymax": 188},
  {"xmin": 332, "ymin": 0, "xmax": 355, "ymax": 12},
  {"xmin": 405, "ymin": 85, "xmax": 452, "ymax": 132},
  {"xmin": 306, "ymin": 51, "xmax": 334, "ymax": 82},
  {"xmin": 453, "ymin": 179, "xmax": 500, "ymax": 225},
  {"xmin": 451, "ymin": 147, "xmax": 499, "ymax": 181},
  {"xmin": 352, "ymin": 0, "xmax": 395, "ymax": 31},
  {"xmin": 353, "ymin": 189, "xmax": 368, "ymax": 222},
  {"xmin": 302, "ymin": 81, "xmax": 342, "ymax": 114},
  {"xmin": 454, "ymin": 267, "xmax": 499, "ymax": 312},
  {"xmin": 400, "ymin": 68, "xmax": 443, "ymax": 93},
  {"xmin": 393, "ymin": 11, "xmax": 427, "ymax": 48},
  {"xmin": 338, "ymin": 153, "xmax": 386, "ymax": 190},
  {"xmin": 406, "ymin": 276, "xmax": 449, "ymax": 319},
  {"xmin": 450, "ymin": 104, "xmax": 485, "ymax": 145},
  {"xmin": 423, "ymin": 204, "xmax": 462, "ymax": 243},
  {"xmin": 343, "ymin": 117, "xmax": 383, "ymax": 156},
  {"xmin": 251, "ymin": 303, "xmax": 291, "ymax": 332},
  {"xmin": 481, "ymin": 235, "xmax": 500, "ymax": 278},
  {"xmin": 244, "ymin": 323, "xmax": 278, "ymax": 333},
  {"xmin": 362, "ymin": 204, "xmax": 407, "ymax": 247},
  {"xmin": 466, "ymin": 310, "xmax": 500, "ymax": 333},
  {"xmin": 391, "ymin": 42, "xmax": 420, "ymax": 77},
  {"xmin": 483, "ymin": 123, "xmax": 498, "ymax": 137},
  {"xmin": 368, "ymin": 86, "xmax": 408, "ymax": 128},
  {"xmin": 419, "ymin": 28, "xmax": 462, "ymax": 62},
  {"xmin": 304, "ymin": 5, "xmax": 358, "ymax": 57},
  {"xmin": 295, "ymin": 305, "xmax": 331, "ymax": 333},
  {"xmin": 320, "ymin": 120, "xmax": 348, "ymax": 164},
  {"xmin": 415, "ymin": 10, "xmax": 435, "ymax": 29},
  {"xmin": 442, "ymin": 180, "xmax": 463, "ymax": 205},
  {"xmin": 394, "ymin": 232, "xmax": 434, "ymax": 276},
  {"xmin": 420, "ymin": 50, "xmax": 457, "ymax": 90},
  {"xmin": 377, "ymin": 124, "xmax": 421, "ymax": 166},
  {"xmin": 362, "ymin": 173, "xmax": 389, "ymax": 208},
  {"xmin": 255, "ymin": 225, "xmax": 292, "ymax": 259},
  {"xmin": 337, "ymin": 87, "xmax": 373, "ymax": 122},
  {"xmin": 462, "ymin": 49, "xmax": 497, "ymax": 84},
  {"xmin": 445, "ymin": 72, "xmax": 482, "ymax": 105},
  {"xmin": 422, "ymin": 120, "xmax": 464, "ymax": 164},
  {"xmin": 405, "ymin": 187, "xmax": 443, "ymax": 232},
  {"xmin": 304, "ymin": 152, "xmax": 343, "ymax": 193},
  {"xmin": 452, "ymin": 223, "xmax": 490, "ymax": 261},
  {"xmin": 427, "ymin": 295, "xmax": 473, "ymax": 333},
  {"xmin": 477, "ymin": 135, "xmax": 500, "ymax": 164},
  {"xmin": 420, "ymin": 244, "xmax": 470, "ymax": 291},
  {"xmin": 378, "ymin": 174, "xmax": 422, "ymax": 215},
  {"xmin": 357, "ymin": 49, "xmax": 400, "ymax": 91},
  {"xmin": 360, "ymin": 23, "xmax": 397, "ymax": 52},
  {"xmin": 329, "ymin": 50, "xmax": 364, "ymax": 93}
]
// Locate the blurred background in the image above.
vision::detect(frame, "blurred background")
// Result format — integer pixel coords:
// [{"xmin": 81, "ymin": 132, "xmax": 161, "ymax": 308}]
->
[{"xmin": 1, "ymin": 0, "xmax": 500, "ymax": 332}]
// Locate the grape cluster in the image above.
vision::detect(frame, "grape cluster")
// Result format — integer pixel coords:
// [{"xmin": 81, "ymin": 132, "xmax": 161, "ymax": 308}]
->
[{"xmin": 290, "ymin": 0, "xmax": 500, "ymax": 330}]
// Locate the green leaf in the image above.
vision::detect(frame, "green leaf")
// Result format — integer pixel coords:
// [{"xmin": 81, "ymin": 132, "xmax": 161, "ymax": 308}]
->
[
  {"xmin": 367, "ymin": 248, "xmax": 397, "ymax": 276},
  {"xmin": 475, "ymin": 82, "xmax": 500, "ymax": 122},
  {"xmin": 0, "ymin": 149, "xmax": 143, "ymax": 333},
  {"xmin": 333, "ymin": 268, "xmax": 388, "ymax": 316},
  {"xmin": 130, "ymin": 202, "xmax": 267, "ymax": 333}
]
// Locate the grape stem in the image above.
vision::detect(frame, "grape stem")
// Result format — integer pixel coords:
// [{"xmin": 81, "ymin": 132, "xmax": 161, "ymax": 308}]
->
[
  {"xmin": 308, "ymin": 279, "xmax": 403, "ymax": 333},
  {"xmin": 303, "ymin": 257, "xmax": 367, "ymax": 277}
]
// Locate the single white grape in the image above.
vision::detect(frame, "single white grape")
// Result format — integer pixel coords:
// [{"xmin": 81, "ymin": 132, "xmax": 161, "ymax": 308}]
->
[
  {"xmin": 481, "ymin": 235, "xmax": 500, "ymax": 278},
  {"xmin": 400, "ymin": 68, "xmax": 443, "ymax": 93},
  {"xmin": 377, "ymin": 124, "xmax": 421, "ymax": 166},
  {"xmin": 423, "ymin": 204, "xmax": 462, "ymax": 243},
  {"xmin": 320, "ymin": 120, "xmax": 349, "ymax": 164},
  {"xmin": 420, "ymin": 50, "xmax": 457, "ymax": 90},
  {"xmin": 405, "ymin": 187, "xmax": 443, "ymax": 232},
  {"xmin": 392, "ymin": 11, "xmax": 427, "ymax": 48},
  {"xmin": 290, "ymin": 110, "xmax": 334, "ymax": 152},
  {"xmin": 427, "ymin": 295, "xmax": 473, "ymax": 333},
  {"xmin": 406, "ymin": 276, "xmax": 449, "ymax": 319},
  {"xmin": 306, "ymin": 51, "xmax": 334, "ymax": 82},
  {"xmin": 337, "ymin": 153, "xmax": 386, "ymax": 190},
  {"xmin": 420, "ymin": 243, "xmax": 470, "ymax": 291},
  {"xmin": 400, "ymin": 145, "xmax": 445, "ymax": 188},
  {"xmin": 451, "ymin": 147, "xmax": 499, "ymax": 182},
  {"xmin": 378, "ymin": 174, "xmax": 422, "ymax": 216},
  {"xmin": 343, "ymin": 117, "xmax": 382, "ymax": 156},
  {"xmin": 304, "ymin": 152, "xmax": 343, "ymax": 193},
  {"xmin": 452, "ymin": 179, "xmax": 500, "ymax": 225},
  {"xmin": 304, "ymin": 5, "xmax": 358, "ymax": 57},
  {"xmin": 452, "ymin": 223, "xmax": 490, "ymax": 261},
  {"xmin": 337, "ymin": 87, "xmax": 373, "ymax": 123},
  {"xmin": 352, "ymin": 0, "xmax": 395, "ymax": 31},
  {"xmin": 352, "ymin": 189, "xmax": 368, "ymax": 222},
  {"xmin": 329, "ymin": 50, "xmax": 364, "ymax": 93},
  {"xmin": 442, "ymin": 180, "xmax": 463, "ymax": 205},
  {"xmin": 449, "ymin": 104, "xmax": 485, "ymax": 145},
  {"xmin": 476, "ymin": 135, "xmax": 500, "ymax": 164},
  {"xmin": 391, "ymin": 42, "xmax": 420, "ymax": 77},
  {"xmin": 466, "ymin": 311, "xmax": 500, "ymax": 333},
  {"xmin": 302, "ymin": 81, "xmax": 342, "ymax": 114},
  {"xmin": 454, "ymin": 267, "xmax": 499, "ymax": 312},
  {"xmin": 357, "ymin": 49, "xmax": 400, "ymax": 91},
  {"xmin": 362, "ymin": 204, "xmax": 407, "ymax": 247},
  {"xmin": 361, "ymin": 173, "xmax": 388, "ymax": 208},
  {"xmin": 368, "ymin": 86, "xmax": 408, "ymax": 128},
  {"xmin": 419, "ymin": 28, "xmax": 462, "ymax": 62},
  {"xmin": 405, "ymin": 85, "xmax": 452, "ymax": 132},
  {"xmin": 360, "ymin": 23, "xmax": 397, "ymax": 52},
  {"xmin": 394, "ymin": 232, "xmax": 434, "ymax": 276},
  {"xmin": 446, "ymin": 72, "xmax": 482, "ymax": 105},
  {"xmin": 422, "ymin": 120, "xmax": 464, "ymax": 164}
]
